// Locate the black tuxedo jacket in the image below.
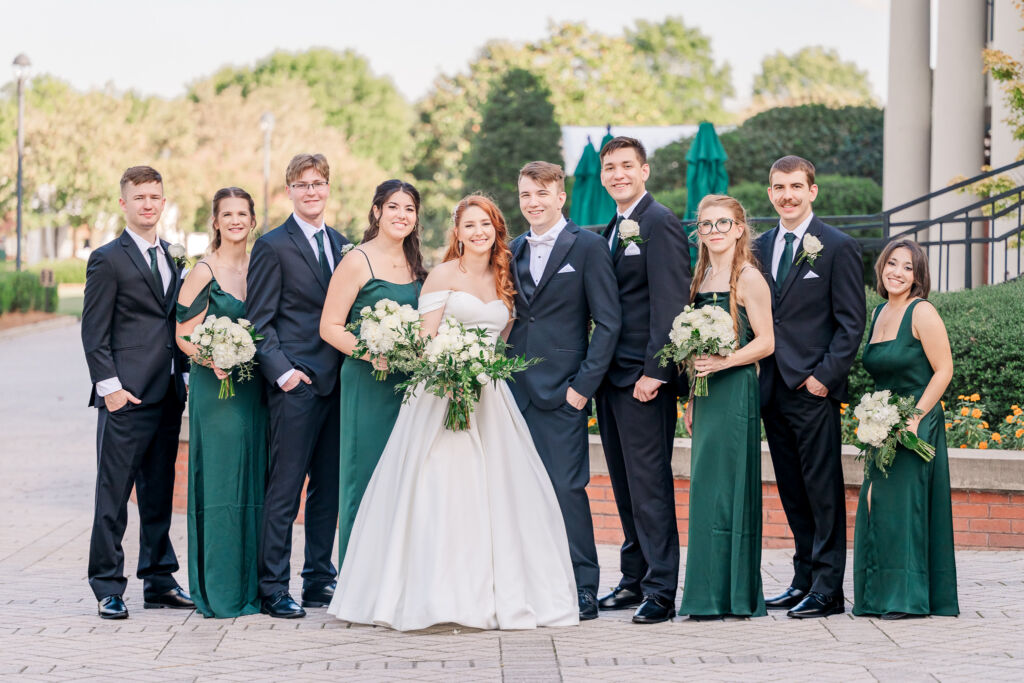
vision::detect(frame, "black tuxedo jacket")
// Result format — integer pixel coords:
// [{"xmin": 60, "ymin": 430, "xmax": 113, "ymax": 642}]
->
[
  {"xmin": 753, "ymin": 215, "xmax": 866, "ymax": 403},
  {"xmin": 81, "ymin": 231, "xmax": 188, "ymax": 407},
  {"xmin": 246, "ymin": 215, "xmax": 350, "ymax": 397},
  {"xmin": 602, "ymin": 193, "xmax": 692, "ymax": 388},
  {"xmin": 507, "ymin": 221, "xmax": 621, "ymax": 411}
]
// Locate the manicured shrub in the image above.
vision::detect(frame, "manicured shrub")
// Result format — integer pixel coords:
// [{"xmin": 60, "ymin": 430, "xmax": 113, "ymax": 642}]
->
[{"xmin": 28, "ymin": 258, "xmax": 88, "ymax": 284}]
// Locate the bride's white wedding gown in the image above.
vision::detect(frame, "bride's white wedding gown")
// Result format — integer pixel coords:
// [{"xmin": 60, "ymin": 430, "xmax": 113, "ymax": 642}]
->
[{"xmin": 326, "ymin": 290, "xmax": 579, "ymax": 631}]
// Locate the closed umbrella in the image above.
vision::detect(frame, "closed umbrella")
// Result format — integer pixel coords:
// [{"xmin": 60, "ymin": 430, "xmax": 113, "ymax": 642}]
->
[
  {"xmin": 685, "ymin": 121, "xmax": 729, "ymax": 266},
  {"xmin": 570, "ymin": 137, "xmax": 616, "ymax": 227}
]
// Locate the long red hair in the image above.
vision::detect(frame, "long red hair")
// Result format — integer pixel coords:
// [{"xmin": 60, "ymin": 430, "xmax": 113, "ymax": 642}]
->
[{"xmin": 444, "ymin": 194, "xmax": 516, "ymax": 313}]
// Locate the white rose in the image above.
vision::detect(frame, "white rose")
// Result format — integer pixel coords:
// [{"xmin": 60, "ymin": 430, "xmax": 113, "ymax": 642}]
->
[
  {"xmin": 476, "ymin": 373, "xmax": 490, "ymax": 385},
  {"xmin": 802, "ymin": 234, "xmax": 823, "ymax": 255},
  {"xmin": 199, "ymin": 334, "xmax": 212, "ymax": 346},
  {"xmin": 167, "ymin": 243, "xmax": 186, "ymax": 259},
  {"xmin": 237, "ymin": 318, "xmax": 251, "ymax": 329},
  {"xmin": 619, "ymin": 219, "xmax": 640, "ymax": 240},
  {"xmin": 360, "ymin": 306, "xmax": 372, "ymax": 317}
]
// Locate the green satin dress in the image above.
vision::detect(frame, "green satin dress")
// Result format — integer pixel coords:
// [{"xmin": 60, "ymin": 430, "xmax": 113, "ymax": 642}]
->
[
  {"xmin": 176, "ymin": 271, "xmax": 268, "ymax": 618},
  {"xmin": 337, "ymin": 261, "xmax": 421, "ymax": 567},
  {"xmin": 679, "ymin": 291, "xmax": 767, "ymax": 618},
  {"xmin": 853, "ymin": 299, "xmax": 959, "ymax": 617}
]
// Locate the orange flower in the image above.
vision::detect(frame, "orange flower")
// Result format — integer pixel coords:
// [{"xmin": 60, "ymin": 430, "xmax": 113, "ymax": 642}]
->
[
  {"xmin": 960, "ymin": 407, "xmax": 969, "ymax": 416},
  {"xmin": 957, "ymin": 395, "xmax": 966, "ymax": 400},
  {"xmin": 959, "ymin": 444, "xmax": 967, "ymax": 448},
  {"xmin": 971, "ymin": 409, "xmax": 983, "ymax": 419},
  {"xmin": 1013, "ymin": 405, "xmax": 1020, "ymax": 411},
  {"xmin": 840, "ymin": 403, "xmax": 849, "ymax": 409},
  {"xmin": 941, "ymin": 400, "xmax": 946, "ymax": 409},
  {"xmin": 1014, "ymin": 408, "xmax": 1023, "ymax": 416},
  {"xmin": 840, "ymin": 407, "xmax": 846, "ymax": 415},
  {"xmin": 981, "ymin": 421, "xmax": 989, "ymax": 429},
  {"xmin": 970, "ymin": 393, "xmax": 981, "ymax": 402},
  {"xmin": 979, "ymin": 441, "xmax": 989, "ymax": 449},
  {"xmin": 1008, "ymin": 415, "xmax": 1016, "ymax": 424},
  {"xmin": 676, "ymin": 409, "xmax": 683, "ymax": 419},
  {"xmin": 1016, "ymin": 428, "xmax": 1024, "ymax": 438},
  {"xmin": 992, "ymin": 433, "xmax": 1002, "ymax": 443},
  {"xmin": 945, "ymin": 422, "xmax": 952, "ymax": 429},
  {"xmin": 587, "ymin": 417, "xmax": 597, "ymax": 428}
]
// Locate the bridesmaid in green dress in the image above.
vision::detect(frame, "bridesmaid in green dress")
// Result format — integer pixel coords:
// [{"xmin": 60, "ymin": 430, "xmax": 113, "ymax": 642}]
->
[
  {"xmin": 679, "ymin": 195, "xmax": 775, "ymax": 620},
  {"xmin": 320, "ymin": 180, "xmax": 426, "ymax": 566},
  {"xmin": 854, "ymin": 239, "xmax": 958, "ymax": 619},
  {"xmin": 176, "ymin": 187, "xmax": 268, "ymax": 618}
]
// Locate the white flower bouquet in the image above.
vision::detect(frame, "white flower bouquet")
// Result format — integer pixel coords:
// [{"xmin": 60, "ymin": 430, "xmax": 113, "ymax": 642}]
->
[
  {"xmin": 182, "ymin": 315, "xmax": 263, "ymax": 399},
  {"xmin": 398, "ymin": 317, "xmax": 541, "ymax": 431},
  {"xmin": 853, "ymin": 389, "xmax": 936, "ymax": 478},
  {"xmin": 655, "ymin": 297, "xmax": 737, "ymax": 397},
  {"xmin": 345, "ymin": 298, "xmax": 423, "ymax": 381}
]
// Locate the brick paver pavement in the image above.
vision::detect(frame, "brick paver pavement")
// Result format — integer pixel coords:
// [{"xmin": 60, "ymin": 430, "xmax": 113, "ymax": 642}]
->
[{"xmin": 2, "ymin": 322, "xmax": 1023, "ymax": 681}]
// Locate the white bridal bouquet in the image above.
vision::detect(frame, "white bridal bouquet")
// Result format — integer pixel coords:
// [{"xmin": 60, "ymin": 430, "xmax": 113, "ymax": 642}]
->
[
  {"xmin": 655, "ymin": 296, "xmax": 737, "ymax": 397},
  {"xmin": 345, "ymin": 298, "xmax": 422, "ymax": 381},
  {"xmin": 182, "ymin": 315, "xmax": 262, "ymax": 399},
  {"xmin": 852, "ymin": 389, "xmax": 936, "ymax": 478},
  {"xmin": 398, "ymin": 317, "xmax": 540, "ymax": 431}
]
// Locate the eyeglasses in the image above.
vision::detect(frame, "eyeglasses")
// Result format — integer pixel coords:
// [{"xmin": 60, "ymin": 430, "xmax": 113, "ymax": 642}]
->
[
  {"xmin": 289, "ymin": 181, "xmax": 329, "ymax": 192},
  {"xmin": 695, "ymin": 217, "xmax": 739, "ymax": 234}
]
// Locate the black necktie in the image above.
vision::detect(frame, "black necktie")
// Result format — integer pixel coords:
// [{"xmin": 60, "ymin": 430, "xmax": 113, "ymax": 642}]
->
[
  {"xmin": 609, "ymin": 215, "xmax": 624, "ymax": 256},
  {"xmin": 775, "ymin": 232, "xmax": 796, "ymax": 292},
  {"xmin": 147, "ymin": 246, "xmax": 163, "ymax": 292},
  {"xmin": 313, "ymin": 231, "xmax": 332, "ymax": 282}
]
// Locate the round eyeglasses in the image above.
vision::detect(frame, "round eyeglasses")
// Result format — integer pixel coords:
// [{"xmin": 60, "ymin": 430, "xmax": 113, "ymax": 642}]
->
[{"xmin": 695, "ymin": 217, "xmax": 739, "ymax": 235}]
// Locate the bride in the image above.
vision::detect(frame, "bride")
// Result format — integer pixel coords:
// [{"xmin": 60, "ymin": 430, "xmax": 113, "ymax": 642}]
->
[{"xmin": 327, "ymin": 194, "xmax": 579, "ymax": 631}]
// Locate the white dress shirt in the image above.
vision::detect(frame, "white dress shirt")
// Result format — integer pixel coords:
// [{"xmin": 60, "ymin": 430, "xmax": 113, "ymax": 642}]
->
[
  {"xmin": 771, "ymin": 212, "xmax": 814, "ymax": 281},
  {"xmin": 607, "ymin": 192, "xmax": 648, "ymax": 249},
  {"xmin": 525, "ymin": 216, "xmax": 567, "ymax": 284},
  {"xmin": 276, "ymin": 213, "xmax": 334, "ymax": 388},
  {"xmin": 95, "ymin": 227, "xmax": 177, "ymax": 398}
]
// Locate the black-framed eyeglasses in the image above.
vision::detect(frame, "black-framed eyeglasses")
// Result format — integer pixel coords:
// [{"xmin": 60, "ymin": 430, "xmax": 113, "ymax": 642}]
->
[
  {"xmin": 695, "ymin": 217, "xmax": 739, "ymax": 234},
  {"xmin": 290, "ymin": 181, "xmax": 329, "ymax": 192}
]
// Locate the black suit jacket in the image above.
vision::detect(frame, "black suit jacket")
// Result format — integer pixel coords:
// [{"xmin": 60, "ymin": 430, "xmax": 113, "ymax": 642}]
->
[
  {"xmin": 602, "ymin": 193, "xmax": 692, "ymax": 388},
  {"xmin": 246, "ymin": 215, "xmax": 350, "ymax": 396},
  {"xmin": 753, "ymin": 215, "xmax": 866, "ymax": 403},
  {"xmin": 81, "ymin": 231, "xmax": 187, "ymax": 407},
  {"xmin": 507, "ymin": 221, "xmax": 621, "ymax": 411}
]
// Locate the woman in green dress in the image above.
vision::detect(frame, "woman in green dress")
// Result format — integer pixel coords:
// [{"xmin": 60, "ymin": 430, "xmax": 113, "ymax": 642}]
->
[
  {"xmin": 320, "ymin": 180, "xmax": 426, "ymax": 566},
  {"xmin": 854, "ymin": 239, "xmax": 958, "ymax": 619},
  {"xmin": 679, "ymin": 195, "xmax": 775, "ymax": 620},
  {"xmin": 176, "ymin": 187, "xmax": 268, "ymax": 618}
]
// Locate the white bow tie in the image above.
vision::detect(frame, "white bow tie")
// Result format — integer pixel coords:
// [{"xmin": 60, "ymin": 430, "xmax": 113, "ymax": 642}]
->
[{"xmin": 526, "ymin": 231, "xmax": 557, "ymax": 248}]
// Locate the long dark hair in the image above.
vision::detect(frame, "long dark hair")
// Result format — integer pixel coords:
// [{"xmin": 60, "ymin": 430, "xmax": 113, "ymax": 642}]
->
[
  {"xmin": 209, "ymin": 187, "xmax": 256, "ymax": 253},
  {"xmin": 362, "ymin": 179, "xmax": 427, "ymax": 282}
]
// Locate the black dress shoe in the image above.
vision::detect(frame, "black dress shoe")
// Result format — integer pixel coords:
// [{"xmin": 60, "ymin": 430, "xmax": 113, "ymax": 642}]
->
[
  {"xmin": 787, "ymin": 592, "xmax": 844, "ymax": 619},
  {"xmin": 686, "ymin": 614, "xmax": 724, "ymax": 621},
  {"xmin": 598, "ymin": 585, "xmax": 644, "ymax": 610},
  {"xmin": 764, "ymin": 586, "xmax": 807, "ymax": 610},
  {"xmin": 301, "ymin": 581, "xmax": 337, "ymax": 608},
  {"xmin": 98, "ymin": 595, "xmax": 128, "ymax": 620},
  {"xmin": 880, "ymin": 611, "xmax": 925, "ymax": 620},
  {"xmin": 632, "ymin": 595, "xmax": 674, "ymax": 624},
  {"xmin": 261, "ymin": 591, "xmax": 306, "ymax": 619},
  {"xmin": 578, "ymin": 590, "xmax": 598, "ymax": 621},
  {"xmin": 144, "ymin": 587, "xmax": 195, "ymax": 610}
]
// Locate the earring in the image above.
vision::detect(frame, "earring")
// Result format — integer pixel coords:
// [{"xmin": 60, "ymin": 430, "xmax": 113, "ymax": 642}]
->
[{"xmin": 457, "ymin": 241, "xmax": 464, "ymax": 255}]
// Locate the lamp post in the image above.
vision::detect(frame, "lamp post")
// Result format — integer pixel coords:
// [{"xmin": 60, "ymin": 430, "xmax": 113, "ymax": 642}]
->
[
  {"xmin": 13, "ymin": 53, "xmax": 30, "ymax": 271},
  {"xmin": 259, "ymin": 111, "xmax": 275, "ymax": 232}
]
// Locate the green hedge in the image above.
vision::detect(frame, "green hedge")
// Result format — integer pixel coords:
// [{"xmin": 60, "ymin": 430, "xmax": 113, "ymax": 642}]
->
[
  {"xmin": 28, "ymin": 258, "xmax": 88, "ymax": 284},
  {"xmin": 0, "ymin": 271, "xmax": 59, "ymax": 314},
  {"xmin": 847, "ymin": 278, "xmax": 1024, "ymax": 421}
]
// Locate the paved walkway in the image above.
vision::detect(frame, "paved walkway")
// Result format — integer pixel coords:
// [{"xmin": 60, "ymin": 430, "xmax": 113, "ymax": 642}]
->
[{"xmin": 2, "ymin": 322, "xmax": 1023, "ymax": 681}]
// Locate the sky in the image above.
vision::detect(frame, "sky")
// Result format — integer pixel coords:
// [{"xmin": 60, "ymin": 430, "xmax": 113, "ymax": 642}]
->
[{"xmin": 0, "ymin": 0, "xmax": 890, "ymax": 110}]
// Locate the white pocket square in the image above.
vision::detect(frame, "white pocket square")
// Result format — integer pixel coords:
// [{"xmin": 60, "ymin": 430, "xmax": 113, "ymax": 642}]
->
[
  {"xmin": 623, "ymin": 242, "xmax": 641, "ymax": 256},
  {"xmin": 803, "ymin": 270, "xmax": 820, "ymax": 279},
  {"xmin": 557, "ymin": 263, "xmax": 575, "ymax": 274}
]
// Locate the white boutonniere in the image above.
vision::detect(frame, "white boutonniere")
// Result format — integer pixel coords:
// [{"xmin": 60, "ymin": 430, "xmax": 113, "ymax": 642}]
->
[
  {"xmin": 340, "ymin": 243, "xmax": 355, "ymax": 258},
  {"xmin": 167, "ymin": 243, "xmax": 190, "ymax": 270},
  {"xmin": 618, "ymin": 219, "xmax": 643, "ymax": 247},
  {"xmin": 794, "ymin": 234, "xmax": 823, "ymax": 267}
]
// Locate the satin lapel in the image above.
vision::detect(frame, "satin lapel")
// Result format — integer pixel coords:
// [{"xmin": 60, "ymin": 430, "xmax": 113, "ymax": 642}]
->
[
  {"xmin": 510, "ymin": 236, "xmax": 526, "ymax": 295},
  {"xmin": 777, "ymin": 220, "xmax": 819, "ymax": 302},
  {"xmin": 326, "ymin": 227, "xmax": 343, "ymax": 265},
  {"xmin": 287, "ymin": 219, "xmax": 329, "ymax": 292},
  {"xmin": 121, "ymin": 231, "xmax": 165, "ymax": 305},
  {"xmin": 762, "ymin": 227, "xmax": 779, "ymax": 289},
  {"xmin": 160, "ymin": 239, "xmax": 178, "ymax": 312},
  {"xmin": 532, "ymin": 224, "xmax": 578, "ymax": 301}
]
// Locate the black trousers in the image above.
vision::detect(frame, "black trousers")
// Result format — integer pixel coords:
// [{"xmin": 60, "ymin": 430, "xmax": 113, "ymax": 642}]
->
[
  {"xmin": 595, "ymin": 380, "xmax": 679, "ymax": 602},
  {"xmin": 259, "ymin": 382, "xmax": 340, "ymax": 597},
  {"xmin": 762, "ymin": 370, "xmax": 846, "ymax": 597},
  {"xmin": 522, "ymin": 402, "xmax": 599, "ymax": 595},
  {"xmin": 88, "ymin": 383, "xmax": 183, "ymax": 600}
]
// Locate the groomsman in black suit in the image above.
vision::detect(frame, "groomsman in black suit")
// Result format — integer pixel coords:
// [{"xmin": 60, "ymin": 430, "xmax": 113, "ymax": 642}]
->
[
  {"xmin": 247, "ymin": 154, "xmax": 350, "ymax": 618},
  {"xmin": 81, "ymin": 166, "xmax": 194, "ymax": 619},
  {"xmin": 754, "ymin": 155, "xmax": 865, "ymax": 618},
  {"xmin": 508, "ymin": 161, "xmax": 621, "ymax": 621},
  {"xmin": 594, "ymin": 137, "xmax": 691, "ymax": 624}
]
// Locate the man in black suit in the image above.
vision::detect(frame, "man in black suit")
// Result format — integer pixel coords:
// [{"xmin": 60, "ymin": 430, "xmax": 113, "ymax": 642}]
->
[
  {"xmin": 81, "ymin": 166, "xmax": 194, "ymax": 619},
  {"xmin": 594, "ymin": 137, "xmax": 691, "ymax": 624},
  {"xmin": 754, "ymin": 155, "xmax": 865, "ymax": 619},
  {"xmin": 508, "ymin": 161, "xmax": 621, "ymax": 621},
  {"xmin": 246, "ymin": 153, "xmax": 350, "ymax": 618}
]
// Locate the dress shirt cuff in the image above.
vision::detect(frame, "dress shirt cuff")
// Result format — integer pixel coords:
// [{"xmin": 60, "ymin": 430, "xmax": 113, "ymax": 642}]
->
[
  {"xmin": 276, "ymin": 368, "xmax": 295, "ymax": 388},
  {"xmin": 182, "ymin": 372, "xmax": 190, "ymax": 387},
  {"xmin": 95, "ymin": 377, "xmax": 122, "ymax": 397}
]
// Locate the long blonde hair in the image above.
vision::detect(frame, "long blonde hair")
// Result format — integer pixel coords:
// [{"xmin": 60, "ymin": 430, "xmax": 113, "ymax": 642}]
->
[{"xmin": 689, "ymin": 194, "xmax": 760, "ymax": 339}]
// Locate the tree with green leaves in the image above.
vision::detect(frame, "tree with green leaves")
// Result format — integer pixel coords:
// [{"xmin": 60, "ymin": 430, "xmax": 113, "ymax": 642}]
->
[
  {"xmin": 752, "ymin": 46, "xmax": 876, "ymax": 110},
  {"xmin": 463, "ymin": 69, "xmax": 562, "ymax": 236}
]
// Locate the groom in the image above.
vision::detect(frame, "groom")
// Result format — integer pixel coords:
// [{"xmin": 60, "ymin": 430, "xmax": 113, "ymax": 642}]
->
[
  {"xmin": 247, "ymin": 153, "xmax": 350, "ymax": 618},
  {"xmin": 508, "ymin": 161, "xmax": 621, "ymax": 621},
  {"xmin": 81, "ymin": 166, "xmax": 193, "ymax": 619},
  {"xmin": 595, "ymin": 137, "xmax": 691, "ymax": 624},
  {"xmin": 754, "ymin": 155, "xmax": 865, "ymax": 618}
]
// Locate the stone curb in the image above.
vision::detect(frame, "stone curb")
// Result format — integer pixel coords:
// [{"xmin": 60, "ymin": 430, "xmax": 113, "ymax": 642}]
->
[{"xmin": 0, "ymin": 315, "xmax": 79, "ymax": 341}]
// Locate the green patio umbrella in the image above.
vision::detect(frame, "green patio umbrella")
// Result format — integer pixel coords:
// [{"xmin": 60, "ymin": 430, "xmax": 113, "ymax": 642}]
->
[
  {"xmin": 570, "ymin": 137, "xmax": 616, "ymax": 227},
  {"xmin": 684, "ymin": 121, "xmax": 729, "ymax": 266}
]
